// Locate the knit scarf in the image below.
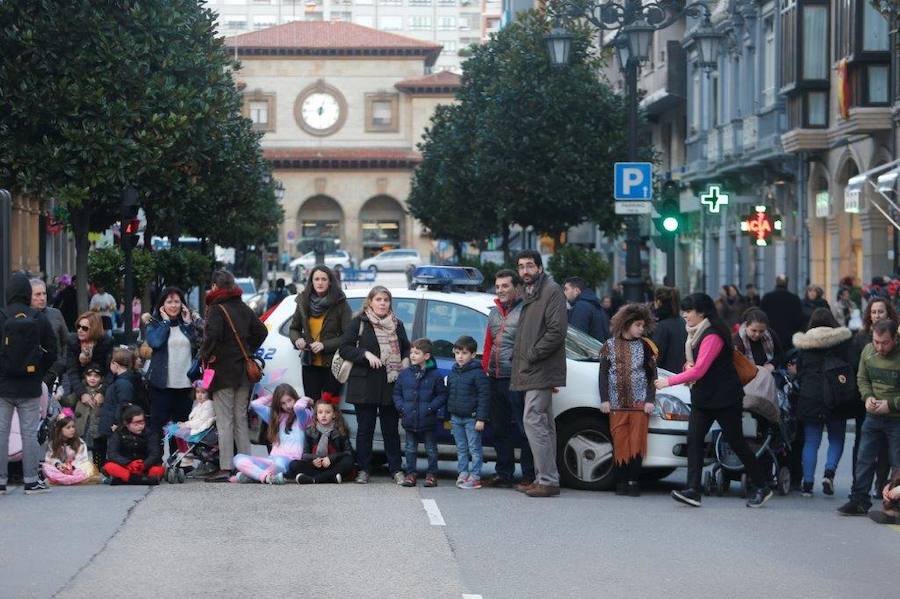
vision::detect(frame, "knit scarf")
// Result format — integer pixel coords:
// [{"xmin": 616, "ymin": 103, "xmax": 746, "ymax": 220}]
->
[
  {"xmin": 308, "ymin": 292, "xmax": 331, "ymax": 317},
  {"xmin": 684, "ymin": 318, "xmax": 712, "ymax": 364},
  {"xmin": 205, "ymin": 286, "xmax": 242, "ymax": 306},
  {"xmin": 315, "ymin": 423, "xmax": 334, "ymax": 458},
  {"xmin": 365, "ymin": 308, "xmax": 403, "ymax": 383},
  {"xmin": 737, "ymin": 323, "xmax": 774, "ymax": 362}
]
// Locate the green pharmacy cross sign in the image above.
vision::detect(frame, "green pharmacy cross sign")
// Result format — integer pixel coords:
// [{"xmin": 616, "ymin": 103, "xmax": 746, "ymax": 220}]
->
[{"xmin": 700, "ymin": 185, "xmax": 729, "ymax": 213}]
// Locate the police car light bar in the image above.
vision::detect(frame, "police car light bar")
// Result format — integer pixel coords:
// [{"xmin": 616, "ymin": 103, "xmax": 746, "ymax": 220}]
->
[{"xmin": 411, "ymin": 266, "xmax": 484, "ymax": 290}]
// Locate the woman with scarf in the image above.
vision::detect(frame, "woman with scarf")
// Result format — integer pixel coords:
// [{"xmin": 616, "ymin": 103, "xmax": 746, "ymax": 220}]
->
[
  {"xmin": 338, "ymin": 286, "xmax": 410, "ymax": 484},
  {"xmin": 198, "ymin": 270, "xmax": 269, "ymax": 482},
  {"xmin": 656, "ymin": 293, "xmax": 773, "ymax": 509},
  {"xmin": 289, "ymin": 266, "xmax": 352, "ymax": 403},
  {"xmin": 733, "ymin": 308, "xmax": 784, "ymax": 371}
]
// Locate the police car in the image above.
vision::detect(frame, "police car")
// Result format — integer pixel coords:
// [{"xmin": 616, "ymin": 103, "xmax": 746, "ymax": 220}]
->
[{"xmin": 254, "ymin": 266, "xmax": 693, "ymax": 491}]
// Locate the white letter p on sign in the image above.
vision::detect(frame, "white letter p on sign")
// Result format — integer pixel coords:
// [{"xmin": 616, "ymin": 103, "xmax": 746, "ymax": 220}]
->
[{"xmin": 622, "ymin": 168, "xmax": 642, "ymax": 195}]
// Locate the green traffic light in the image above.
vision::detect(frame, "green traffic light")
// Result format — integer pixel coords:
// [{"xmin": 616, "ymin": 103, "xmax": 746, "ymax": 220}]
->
[{"xmin": 662, "ymin": 216, "xmax": 679, "ymax": 232}]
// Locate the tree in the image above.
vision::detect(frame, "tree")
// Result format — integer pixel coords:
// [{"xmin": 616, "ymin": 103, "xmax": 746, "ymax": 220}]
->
[
  {"xmin": 409, "ymin": 11, "xmax": 637, "ymax": 255},
  {"xmin": 547, "ymin": 244, "xmax": 611, "ymax": 289},
  {"xmin": 87, "ymin": 246, "xmax": 156, "ymax": 300}
]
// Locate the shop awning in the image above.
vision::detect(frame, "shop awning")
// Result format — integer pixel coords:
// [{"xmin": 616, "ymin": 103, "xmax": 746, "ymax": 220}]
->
[{"xmin": 846, "ymin": 159, "xmax": 900, "ymax": 231}]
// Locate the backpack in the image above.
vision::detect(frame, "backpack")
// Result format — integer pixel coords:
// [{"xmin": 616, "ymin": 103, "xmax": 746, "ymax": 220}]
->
[
  {"xmin": 822, "ymin": 354, "xmax": 859, "ymax": 417},
  {"xmin": 0, "ymin": 308, "xmax": 44, "ymax": 377}
]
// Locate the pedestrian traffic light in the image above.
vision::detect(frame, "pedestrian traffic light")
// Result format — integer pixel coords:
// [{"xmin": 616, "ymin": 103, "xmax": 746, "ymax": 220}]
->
[{"xmin": 122, "ymin": 218, "xmax": 141, "ymax": 251}]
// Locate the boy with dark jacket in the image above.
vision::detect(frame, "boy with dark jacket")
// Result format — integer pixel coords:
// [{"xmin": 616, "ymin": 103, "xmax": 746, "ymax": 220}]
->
[
  {"xmin": 447, "ymin": 336, "xmax": 490, "ymax": 489},
  {"xmin": 393, "ymin": 338, "xmax": 447, "ymax": 487}
]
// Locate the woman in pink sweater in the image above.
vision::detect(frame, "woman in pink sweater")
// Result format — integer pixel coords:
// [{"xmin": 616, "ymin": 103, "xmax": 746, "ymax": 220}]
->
[{"xmin": 655, "ymin": 293, "xmax": 773, "ymax": 509}]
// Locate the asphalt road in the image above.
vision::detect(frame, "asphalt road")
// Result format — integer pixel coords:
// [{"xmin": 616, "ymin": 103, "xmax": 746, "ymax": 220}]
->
[{"xmin": 2, "ymin": 437, "xmax": 897, "ymax": 599}]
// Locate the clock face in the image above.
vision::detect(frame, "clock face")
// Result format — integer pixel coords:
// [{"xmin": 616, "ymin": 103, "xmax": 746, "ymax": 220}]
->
[{"xmin": 301, "ymin": 92, "xmax": 341, "ymax": 131}]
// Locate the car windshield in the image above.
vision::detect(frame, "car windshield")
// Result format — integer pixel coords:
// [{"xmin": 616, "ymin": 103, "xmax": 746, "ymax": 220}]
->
[
  {"xmin": 237, "ymin": 280, "xmax": 255, "ymax": 294},
  {"xmin": 566, "ymin": 326, "xmax": 602, "ymax": 361}
]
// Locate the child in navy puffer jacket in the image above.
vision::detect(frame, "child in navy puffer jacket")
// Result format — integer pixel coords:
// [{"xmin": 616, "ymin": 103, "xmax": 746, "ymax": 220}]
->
[
  {"xmin": 393, "ymin": 338, "xmax": 447, "ymax": 487},
  {"xmin": 446, "ymin": 336, "xmax": 490, "ymax": 489}
]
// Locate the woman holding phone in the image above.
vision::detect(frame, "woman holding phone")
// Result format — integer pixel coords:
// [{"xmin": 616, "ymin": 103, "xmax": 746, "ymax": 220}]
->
[{"xmin": 145, "ymin": 286, "xmax": 199, "ymax": 452}]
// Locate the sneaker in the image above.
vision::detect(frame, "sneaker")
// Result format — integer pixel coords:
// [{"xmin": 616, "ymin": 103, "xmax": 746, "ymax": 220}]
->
[
  {"xmin": 424, "ymin": 474, "xmax": 437, "ymax": 488},
  {"xmin": 294, "ymin": 473, "xmax": 315, "ymax": 485},
  {"xmin": 822, "ymin": 473, "xmax": 835, "ymax": 496},
  {"xmin": 460, "ymin": 477, "xmax": 482, "ymax": 489},
  {"xmin": 672, "ymin": 488, "xmax": 702, "ymax": 507},
  {"xmin": 393, "ymin": 472, "xmax": 406, "ymax": 485},
  {"xmin": 24, "ymin": 480, "xmax": 51, "ymax": 495},
  {"xmin": 801, "ymin": 481, "xmax": 813, "ymax": 497},
  {"xmin": 270, "ymin": 473, "xmax": 286, "ymax": 485},
  {"xmin": 355, "ymin": 471, "xmax": 369, "ymax": 484},
  {"xmin": 837, "ymin": 500, "xmax": 870, "ymax": 516},
  {"xmin": 481, "ymin": 476, "xmax": 514, "ymax": 488},
  {"xmin": 230, "ymin": 472, "xmax": 252, "ymax": 484},
  {"xmin": 401, "ymin": 474, "xmax": 417, "ymax": 487},
  {"xmin": 746, "ymin": 486, "xmax": 773, "ymax": 508},
  {"xmin": 334, "ymin": 474, "xmax": 342, "ymax": 485},
  {"xmin": 525, "ymin": 483, "xmax": 560, "ymax": 497},
  {"xmin": 627, "ymin": 481, "xmax": 641, "ymax": 497},
  {"xmin": 456, "ymin": 473, "xmax": 469, "ymax": 488}
]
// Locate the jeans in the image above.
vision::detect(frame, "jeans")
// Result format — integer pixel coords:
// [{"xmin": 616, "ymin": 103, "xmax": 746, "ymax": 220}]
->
[
  {"xmin": 523, "ymin": 389, "xmax": 559, "ymax": 486},
  {"xmin": 687, "ymin": 405, "xmax": 768, "ymax": 491},
  {"xmin": 451, "ymin": 416, "xmax": 483, "ymax": 478},
  {"xmin": 490, "ymin": 377, "xmax": 534, "ymax": 481},
  {"xmin": 801, "ymin": 419, "xmax": 846, "ymax": 483},
  {"xmin": 354, "ymin": 403, "xmax": 402, "ymax": 475},
  {"xmin": 0, "ymin": 395, "xmax": 42, "ymax": 485},
  {"xmin": 404, "ymin": 430, "xmax": 438, "ymax": 475},
  {"xmin": 850, "ymin": 415, "xmax": 900, "ymax": 506}
]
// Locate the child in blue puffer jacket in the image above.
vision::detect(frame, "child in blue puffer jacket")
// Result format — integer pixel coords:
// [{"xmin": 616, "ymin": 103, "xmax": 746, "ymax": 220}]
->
[
  {"xmin": 446, "ymin": 335, "xmax": 490, "ymax": 489},
  {"xmin": 393, "ymin": 338, "xmax": 447, "ymax": 487}
]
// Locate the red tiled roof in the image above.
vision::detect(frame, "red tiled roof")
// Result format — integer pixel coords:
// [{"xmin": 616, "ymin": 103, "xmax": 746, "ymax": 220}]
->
[
  {"xmin": 264, "ymin": 147, "xmax": 422, "ymax": 169},
  {"xmin": 224, "ymin": 22, "xmax": 442, "ymax": 65},
  {"xmin": 395, "ymin": 71, "xmax": 461, "ymax": 95}
]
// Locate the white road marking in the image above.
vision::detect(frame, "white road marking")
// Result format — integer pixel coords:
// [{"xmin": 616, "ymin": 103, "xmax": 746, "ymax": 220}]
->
[
  {"xmin": 462, "ymin": 595, "xmax": 483, "ymax": 599},
  {"xmin": 421, "ymin": 498, "xmax": 446, "ymax": 526}
]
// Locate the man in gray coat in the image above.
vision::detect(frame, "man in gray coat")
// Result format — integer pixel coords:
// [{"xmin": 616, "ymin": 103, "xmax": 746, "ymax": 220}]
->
[
  {"xmin": 510, "ymin": 250, "xmax": 568, "ymax": 497},
  {"xmin": 30, "ymin": 278, "xmax": 70, "ymax": 387}
]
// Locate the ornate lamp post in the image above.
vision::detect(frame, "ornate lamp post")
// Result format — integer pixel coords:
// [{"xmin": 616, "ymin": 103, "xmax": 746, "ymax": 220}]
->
[{"xmin": 545, "ymin": 0, "xmax": 721, "ymax": 302}]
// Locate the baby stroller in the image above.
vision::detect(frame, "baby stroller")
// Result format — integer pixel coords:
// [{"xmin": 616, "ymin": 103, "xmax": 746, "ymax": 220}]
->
[
  {"xmin": 163, "ymin": 424, "xmax": 219, "ymax": 484},
  {"xmin": 702, "ymin": 370, "xmax": 796, "ymax": 498}
]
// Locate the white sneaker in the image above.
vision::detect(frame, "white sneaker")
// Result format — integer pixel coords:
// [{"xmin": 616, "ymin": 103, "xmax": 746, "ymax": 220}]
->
[
  {"xmin": 24, "ymin": 480, "xmax": 51, "ymax": 495},
  {"xmin": 393, "ymin": 472, "xmax": 406, "ymax": 485},
  {"xmin": 456, "ymin": 473, "xmax": 469, "ymax": 488}
]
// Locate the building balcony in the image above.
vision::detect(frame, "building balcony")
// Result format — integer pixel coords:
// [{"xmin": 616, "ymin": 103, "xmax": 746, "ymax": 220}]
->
[
  {"xmin": 781, "ymin": 128, "xmax": 829, "ymax": 153},
  {"xmin": 637, "ymin": 41, "xmax": 686, "ymax": 117},
  {"xmin": 827, "ymin": 106, "xmax": 892, "ymax": 140}
]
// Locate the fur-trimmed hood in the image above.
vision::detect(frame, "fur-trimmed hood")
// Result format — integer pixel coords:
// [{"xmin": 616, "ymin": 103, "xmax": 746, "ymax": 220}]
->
[{"xmin": 792, "ymin": 326, "xmax": 852, "ymax": 350}]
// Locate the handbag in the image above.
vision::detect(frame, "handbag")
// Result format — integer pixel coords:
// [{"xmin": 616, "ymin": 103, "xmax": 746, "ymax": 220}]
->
[
  {"xmin": 733, "ymin": 349, "xmax": 757, "ymax": 386},
  {"xmin": 218, "ymin": 305, "xmax": 264, "ymax": 384},
  {"xmin": 331, "ymin": 320, "xmax": 364, "ymax": 384}
]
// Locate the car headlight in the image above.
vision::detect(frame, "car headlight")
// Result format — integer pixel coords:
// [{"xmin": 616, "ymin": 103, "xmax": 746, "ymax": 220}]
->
[{"xmin": 654, "ymin": 393, "xmax": 691, "ymax": 421}]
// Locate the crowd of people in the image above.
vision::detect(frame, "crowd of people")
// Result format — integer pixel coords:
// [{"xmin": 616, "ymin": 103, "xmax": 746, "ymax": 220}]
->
[{"xmin": 0, "ymin": 257, "xmax": 898, "ymax": 524}]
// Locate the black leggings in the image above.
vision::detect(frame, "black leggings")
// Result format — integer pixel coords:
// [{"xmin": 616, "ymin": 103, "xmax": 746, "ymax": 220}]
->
[
  {"xmin": 302, "ymin": 365, "xmax": 341, "ymax": 402},
  {"xmin": 615, "ymin": 456, "xmax": 643, "ymax": 483},
  {"xmin": 687, "ymin": 405, "xmax": 768, "ymax": 490},
  {"xmin": 286, "ymin": 454, "xmax": 354, "ymax": 483}
]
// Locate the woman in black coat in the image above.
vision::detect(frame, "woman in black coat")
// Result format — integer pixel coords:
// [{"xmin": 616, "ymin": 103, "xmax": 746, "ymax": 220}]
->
[
  {"xmin": 792, "ymin": 308, "xmax": 853, "ymax": 497},
  {"xmin": 338, "ymin": 285, "xmax": 410, "ymax": 484},
  {"xmin": 733, "ymin": 308, "xmax": 784, "ymax": 370},
  {"xmin": 650, "ymin": 286, "xmax": 686, "ymax": 374},
  {"xmin": 656, "ymin": 293, "xmax": 772, "ymax": 508},
  {"xmin": 288, "ymin": 266, "xmax": 352, "ymax": 402}
]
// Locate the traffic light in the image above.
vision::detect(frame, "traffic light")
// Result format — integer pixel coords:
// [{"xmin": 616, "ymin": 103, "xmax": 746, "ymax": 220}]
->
[
  {"xmin": 122, "ymin": 218, "xmax": 141, "ymax": 250},
  {"xmin": 653, "ymin": 181, "xmax": 681, "ymax": 237}
]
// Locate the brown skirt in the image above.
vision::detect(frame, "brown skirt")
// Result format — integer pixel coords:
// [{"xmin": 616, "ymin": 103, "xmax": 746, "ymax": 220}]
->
[{"xmin": 610, "ymin": 410, "xmax": 650, "ymax": 465}]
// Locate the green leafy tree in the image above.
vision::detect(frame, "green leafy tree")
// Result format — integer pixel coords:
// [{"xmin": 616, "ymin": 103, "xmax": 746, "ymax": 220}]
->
[
  {"xmin": 547, "ymin": 244, "xmax": 610, "ymax": 289},
  {"xmin": 153, "ymin": 248, "xmax": 213, "ymax": 294},
  {"xmin": 87, "ymin": 247, "xmax": 155, "ymax": 300}
]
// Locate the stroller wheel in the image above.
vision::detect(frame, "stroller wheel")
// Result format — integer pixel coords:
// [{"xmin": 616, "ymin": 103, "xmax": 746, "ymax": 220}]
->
[
  {"xmin": 702, "ymin": 471, "xmax": 714, "ymax": 496},
  {"xmin": 165, "ymin": 469, "xmax": 174, "ymax": 484},
  {"xmin": 714, "ymin": 468, "xmax": 730, "ymax": 497},
  {"xmin": 176, "ymin": 469, "xmax": 186, "ymax": 484},
  {"xmin": 740, "ymin": 473, "xmax": 749, "ymax": 498},
  {"xmin": 776, "ymin": 465, "xmax": 791, "ymax": 496}
]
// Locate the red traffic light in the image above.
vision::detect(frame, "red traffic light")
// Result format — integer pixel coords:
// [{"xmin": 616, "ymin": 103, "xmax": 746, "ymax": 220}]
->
[{"xmin": 124, "ymin": 218, "xmax": 141, "ymax": 235}]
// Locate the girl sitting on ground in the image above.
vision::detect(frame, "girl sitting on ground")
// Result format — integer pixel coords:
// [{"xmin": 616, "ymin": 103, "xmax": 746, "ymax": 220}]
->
[
  {"xmin": 232, "ymin": 384, "xmax": 312, "ymax": 485},
  {"xmin": 286, "ymin": 400, "xmax": 355, "ymax": 484},
  {"xmin": 42, "ymin": 416, "xmax": 100, "ymax": 485},
  {"xmin": 103, "ymin": 405, "xmax": 164, "ymax": 485}
]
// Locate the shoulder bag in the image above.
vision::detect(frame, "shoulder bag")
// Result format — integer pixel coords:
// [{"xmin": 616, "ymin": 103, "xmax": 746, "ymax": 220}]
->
[
  {"xmin": 331, "ymin": 320, "xmax": 364, "ymax": 384},
  {"xmin": 218, "ymin": 305, "xmax": 263, "ymax": 384}
]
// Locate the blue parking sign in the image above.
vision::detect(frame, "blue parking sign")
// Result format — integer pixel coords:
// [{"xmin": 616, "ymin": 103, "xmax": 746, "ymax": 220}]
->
[{"xmin": 614, "ymin": 162, "xmax": 653, "ymax": 201}]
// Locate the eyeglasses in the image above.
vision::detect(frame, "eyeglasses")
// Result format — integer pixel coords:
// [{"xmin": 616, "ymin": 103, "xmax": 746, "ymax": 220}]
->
[
  {"xmin": 129, "ymin": 418, "xmax": 146, "ymax": 425},
  {"xmin": 77, "ymin": 325, "xmax": 90, "ymax": 332}
]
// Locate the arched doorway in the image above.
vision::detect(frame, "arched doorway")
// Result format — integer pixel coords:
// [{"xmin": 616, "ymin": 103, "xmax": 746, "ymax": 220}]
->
[
  {"xmin": 832, "ymin": 158, "xmax": 862, "ymax": 299},
  {"xmin": 359, "ymin": 195, "xmax": 404, "ymax": 258},
  {"xmin": 297, "ymin": 195, "xmax": 344, "ymax": 251}
]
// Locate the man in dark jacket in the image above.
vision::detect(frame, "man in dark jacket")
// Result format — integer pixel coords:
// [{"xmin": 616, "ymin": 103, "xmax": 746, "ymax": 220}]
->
[
  {"xmin": 30, "ymin": 278, "xmax": 70, "ymax": 386},
  {"xmin": 563, "ymin": 277, "xmax": 609, "ymax": 342},
  {"xmin": 199, "ymin": 270, "xmax": 268, "ymax": 481},
  {"xmin": 761, "ymin": 275, "xmax": 805, "ymax": 350},
  {"xmin": 511, "ymin": 251, "xmax": 568, "ymax": 498},
  {"xmin": 0, "ymin": 273, "xmax": 58, "ymax": 494}
]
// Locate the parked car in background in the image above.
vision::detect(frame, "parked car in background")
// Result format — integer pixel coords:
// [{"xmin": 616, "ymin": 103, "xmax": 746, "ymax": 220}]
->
[
  {"xmin": 236, "ymin": 277, "xmax": 266, "ymax": 316},
  {"xmin": 359, "ymin": 248, "xmax": 423, "ymax": 273},
  {"xmin": 252, "ymin": 266, "xmax": 695, "ymax": 491},
  {"xmin": 289, "ymin": 250, "xmax": 353, "ymax": 279}
]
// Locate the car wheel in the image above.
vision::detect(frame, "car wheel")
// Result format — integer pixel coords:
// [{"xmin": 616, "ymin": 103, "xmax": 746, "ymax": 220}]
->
[{"xmin": 557, "ymin": 414, "xmax": 615, "ymax": 491}]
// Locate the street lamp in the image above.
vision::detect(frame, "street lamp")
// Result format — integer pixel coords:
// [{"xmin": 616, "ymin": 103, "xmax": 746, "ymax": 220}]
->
[
  {"xmin": 544, "ymin": 25, "xmax": 574, "ymax": 68},
  {"xmin": 547, "ymin": 0, "xmax": 721, "ymax": 302}
]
